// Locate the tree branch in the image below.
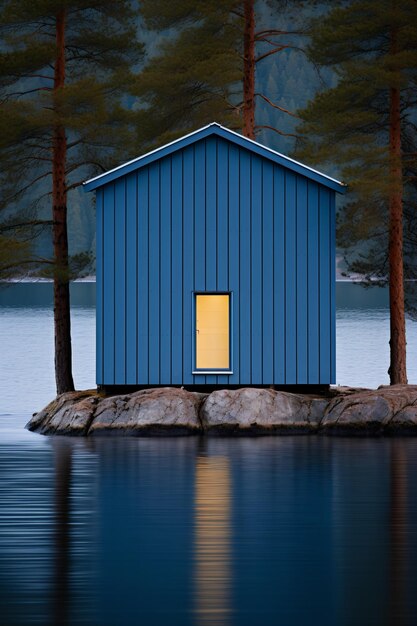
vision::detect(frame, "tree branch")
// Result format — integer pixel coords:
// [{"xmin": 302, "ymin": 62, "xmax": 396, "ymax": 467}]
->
[
  {"xmin": 12, "ymin": 73, "xmax": 53, "ymax": 81},
  {"xmin": 2, "ymin": 171, "xmax": 52, "ymax": 203},
  {"xmin": 26, "ymin": 141, "xmax": 52, "ymax": 150},
  {"xmin": 255, "ymin": 46, "xmax": 291, "ymax": 63},
  {"xmin": 1, "ymin": 86, "xmax": 52, "ymax": 103},
  {"xmin": 0, "ymin": 219, "xmax": 53, "ymax": 233},
  {"xmin": 255, "ymin": 29, "xmax": 305, "ymax": 38},
  {"xmin": 257, "ymin": 37, "xmax": 287, "ymax": 47},
  {"xmin": 66, "ymin": 138, "xmax": 84, "ymax": 150},
  {"xmin": 255, "ymin": 124, "xmax": 299, "ymax": 138},
  {"xmin": 66, "ymin": 160, "xmax": 106, "ymax": 176},
  {"xmin": 255, "ymin": 93, "xmax": 300, "ymax": 118},
  {"xmin": 0, "ymin": 256, "xmax": 54, "ymax": 273},
  {"xmin": 65, "ymin": 179, "xmax": 87, "ymax": 191},
  {"xmin": 230, "ymin": 9, "xmax": 244, "ymax": 19},
  {"xmin": 14, "ymin": 155, "xmax": 53, "ymax": 164},
  {"xmin": 256, "ymin": 44, "xmax": 307, "ymax": 63}
]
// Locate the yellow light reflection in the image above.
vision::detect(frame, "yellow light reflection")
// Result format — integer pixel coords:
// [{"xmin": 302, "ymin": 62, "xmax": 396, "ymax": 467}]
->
[{"xmin": 194, "ymin": 456, "xmax": 231, "ymax": 625}]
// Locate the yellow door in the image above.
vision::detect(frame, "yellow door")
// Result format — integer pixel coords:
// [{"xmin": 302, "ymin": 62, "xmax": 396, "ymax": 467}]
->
[{"xmin": 196, "ymin": 295, "xmax": 230, "ymax": 370}]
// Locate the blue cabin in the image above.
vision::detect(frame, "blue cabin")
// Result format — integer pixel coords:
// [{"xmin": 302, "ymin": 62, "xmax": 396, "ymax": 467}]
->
[{"xmin": 84, "ymin": 123, "xmax": 346, "ymax": 389}]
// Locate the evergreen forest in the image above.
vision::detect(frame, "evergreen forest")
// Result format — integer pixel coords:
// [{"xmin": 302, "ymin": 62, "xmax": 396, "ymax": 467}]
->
[
  {"xmin": 0, "ymin": 0, "xmax": 335, "ymax": 275},
  {"xmin": 2, "ymin": 0, "xmax": 416, "ymax": 388}
]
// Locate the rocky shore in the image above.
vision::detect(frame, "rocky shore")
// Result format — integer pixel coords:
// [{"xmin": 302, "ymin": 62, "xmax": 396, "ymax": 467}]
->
[{"xmin": 26, "ymin": 385, "xmax": 417, "ymax": 436}]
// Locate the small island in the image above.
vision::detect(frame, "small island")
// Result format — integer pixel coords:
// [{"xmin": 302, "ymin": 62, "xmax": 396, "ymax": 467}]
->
[
  {"xmin": 26, "ymin": 126, "xmax": 413, "ymax": 440},
  {"xmin": 27, "ymin": 384, "xmax": 417, "ymax": 436}
]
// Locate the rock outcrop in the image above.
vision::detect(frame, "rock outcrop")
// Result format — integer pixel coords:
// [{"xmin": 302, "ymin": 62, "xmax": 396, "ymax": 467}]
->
[
  {"xmin": 322, "ymin": 385, "xmax": 417, "ymax": 434},
  {"xmin": 200, "ymin": 387, "xmax": 327, "ymax": 433},
  {"xmin": 26, "ymin": 384, "xmax": 417, "ymax": 436},
  {"xmin": 29, "ymin": 387, "xmax": 205, "ymax": 436},
  {"xmin": 88, "ymin": 387, "xmax": 205, "ymax": 435},
  {"xmin": 28, "ymin": 390, "xmax": 98, "ymax": 435}
]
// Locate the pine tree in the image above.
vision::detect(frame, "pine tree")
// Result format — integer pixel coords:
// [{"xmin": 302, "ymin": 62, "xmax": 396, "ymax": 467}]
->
[
  {"xmin": 242, "ymin": 0, "xmax": 306, "ymax": 140},
  {"xmin": 136, "ymin": 0, "xmax": 303, "ymax": 144},
  {"xmin": 0, "ymin": 1, "xmax": 143, "ymax": 393},
  {"xmin": 296, "ymin": 0, "xmax": 417, "ymax": 385},
  {"xmin": 135, "ymin": 1, "xmax": 242, "ymax": 145},
  {"xmin": 0, "ymin": 235, "xmax": 33, "ymax": 280}
]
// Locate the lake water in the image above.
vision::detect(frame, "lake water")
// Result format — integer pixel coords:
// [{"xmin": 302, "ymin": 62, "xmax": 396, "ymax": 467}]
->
[{"xmin": 1, "ymin": 283, "xmax": 417, "ymax": 626}]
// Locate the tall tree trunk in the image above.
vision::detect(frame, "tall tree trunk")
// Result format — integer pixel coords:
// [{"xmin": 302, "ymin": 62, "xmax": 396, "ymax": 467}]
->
[
  {"xmin": 388, "ymin": 23, "xmax": 407, "ymax": 385},
  {"xmin": 243, "ymin": 0, "xmax": 255, "ymax": 139},
  {"xmin": 53, "ymin": 9, "xmax": 74, "ymax": 395}
]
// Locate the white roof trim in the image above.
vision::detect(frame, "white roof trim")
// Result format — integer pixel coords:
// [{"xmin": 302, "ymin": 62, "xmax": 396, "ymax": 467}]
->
[
  {"xmin": 84, "ymin": 123, "xmax": 214, "ymax": 187},
  {"xmin": 222, "ymin": 123, "xmax": 345, "ymax": 187},
  {"xmin": 83, "ymin": 122, "xmax": 346, "ymax": 188}
]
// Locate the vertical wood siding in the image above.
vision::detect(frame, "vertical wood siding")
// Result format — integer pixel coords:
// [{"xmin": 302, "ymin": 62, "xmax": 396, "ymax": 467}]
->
[
  {"xmin": 97, "ymin": 136, "xmax": 336, "ymax": 385},
  {"xmin": 96, "ymin": 188, "xmax": 103, "ymax": 384}
]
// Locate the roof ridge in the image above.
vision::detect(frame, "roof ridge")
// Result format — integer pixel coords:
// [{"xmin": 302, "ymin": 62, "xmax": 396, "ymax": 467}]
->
[{"xmin": 83, "ymin": 123, "xmax": 347, "ymax": 194}]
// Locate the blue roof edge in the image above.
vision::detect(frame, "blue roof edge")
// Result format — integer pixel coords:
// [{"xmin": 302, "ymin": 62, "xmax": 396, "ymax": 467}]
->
[{"xmin": 83, "ymin": 122, "xmax": 347, "ymax": 194}]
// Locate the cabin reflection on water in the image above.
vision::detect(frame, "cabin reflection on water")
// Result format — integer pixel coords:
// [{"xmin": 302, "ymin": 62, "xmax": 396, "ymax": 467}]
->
[{"xmin": 1, "ymin": 436, "xmax": 417, "ymax": 626}]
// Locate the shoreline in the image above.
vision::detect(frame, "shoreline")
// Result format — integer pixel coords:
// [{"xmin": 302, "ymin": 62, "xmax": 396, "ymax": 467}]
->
[
  {"xmin": 2, "ymin": 278, "xmax": 384, "ymax": 284},
  {"xmin": 26, "ymin": 384, "xmax": 417, "ymax": 437}
]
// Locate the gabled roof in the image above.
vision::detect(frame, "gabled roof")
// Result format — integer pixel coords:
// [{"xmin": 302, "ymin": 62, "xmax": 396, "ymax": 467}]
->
[{"xmin": 83, "ymin": 122, "xmax": 347, "ymax": 193}]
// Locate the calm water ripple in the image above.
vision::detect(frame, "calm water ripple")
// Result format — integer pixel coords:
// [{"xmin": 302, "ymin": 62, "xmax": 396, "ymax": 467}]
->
[
  {"xmin": 1, "ymin": 420, "xmax": 417, "ymax": 626},
  {"xmin": 1, "ymin": 283, "xmax": 417, "ymax": 625}
]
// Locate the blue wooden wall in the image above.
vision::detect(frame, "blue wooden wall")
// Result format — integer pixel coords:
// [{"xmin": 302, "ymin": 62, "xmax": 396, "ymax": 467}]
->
[{"xmin": 96, "ymin": 135, "xmax": 336, "ymax": 386}]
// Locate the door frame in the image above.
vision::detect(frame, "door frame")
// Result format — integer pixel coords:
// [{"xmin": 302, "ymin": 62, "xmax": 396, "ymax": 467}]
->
[{"xmin": 192, "ymin": 291, "xmax": 233, "ymax": 375}]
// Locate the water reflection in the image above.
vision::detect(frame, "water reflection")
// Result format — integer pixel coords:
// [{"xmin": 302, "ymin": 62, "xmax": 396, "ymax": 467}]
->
[
  {"xmin": 2, "ymin": 426, "xmax": 417, "ymax": 626},
  {"xmin": 194, "ymin": 455, "xmax": 231, "ymax": 625},
  {"xmin": 330, "ymin": 440, "xmax": 392, "ymax": 626},
  {"xmin": 52, "ymin": 441, "xmax": 72, "ymax": 626},
  {"xmin": 389, "ymin": 442, "xmax": 408, "ymax": 626}
]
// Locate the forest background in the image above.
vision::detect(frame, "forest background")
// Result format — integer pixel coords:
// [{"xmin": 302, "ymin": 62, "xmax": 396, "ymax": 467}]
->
[
  {"xmin": 3, "ymin": 0, "xmax": 416, "ymax": 391},
  {"xmin": 2, "ymin": 0, "xmax": 335, "ymax": 274}
]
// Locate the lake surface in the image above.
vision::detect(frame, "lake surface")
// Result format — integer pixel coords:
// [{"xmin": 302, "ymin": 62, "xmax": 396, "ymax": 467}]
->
[{"xmin": 2, "ymin": 282, "xmax": 417, "ymax": 626}]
